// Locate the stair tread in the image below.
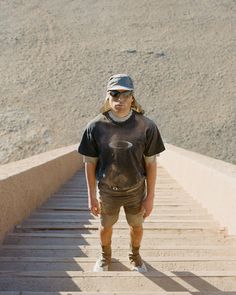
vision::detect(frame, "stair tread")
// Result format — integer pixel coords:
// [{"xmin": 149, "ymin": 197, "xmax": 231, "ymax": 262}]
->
[
  {"xmin": 7, "ymin": 232, "xmax": 225, "ymax": 237},
  {"xmin": 15, "ymin": 224, "xmax": 218, "ymax": 230},
  {"xmin": 1, "ymin": 245, "xmax": 234, "ymax": 250},
  {"xmin": 1, "ymin": 256, "xmax": 236, "ymax": 262},
  {"xmin": 1, "ymin": 292, "xmax": 234, "ymax": 295},
  {"xmin": 0, "ymin": 292, "xmax": 235, "ymax": 295},
  {"xmin": 0, "ymin": 270, "xmax": 236, "ymax": 277},
  {"xmin": 24, "ymin": 219, "xmax": 216, "ymax": 223}
]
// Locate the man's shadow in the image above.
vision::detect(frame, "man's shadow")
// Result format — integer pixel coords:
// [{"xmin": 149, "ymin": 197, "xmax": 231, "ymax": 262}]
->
[{"xmin": 109, "ymin": 259, "xmax": 236, "ymax": 294}]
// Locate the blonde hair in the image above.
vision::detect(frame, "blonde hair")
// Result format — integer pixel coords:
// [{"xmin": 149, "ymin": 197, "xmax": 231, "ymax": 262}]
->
[{"xmin": 100, "ymin": 93, "xmax": 145, "ymax": 114}]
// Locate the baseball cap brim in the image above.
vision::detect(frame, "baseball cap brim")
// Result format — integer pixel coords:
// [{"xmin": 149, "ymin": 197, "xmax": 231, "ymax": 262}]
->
[{"xmin": 108, "ymin": 85, "xmax": 133, "ymax": 91}]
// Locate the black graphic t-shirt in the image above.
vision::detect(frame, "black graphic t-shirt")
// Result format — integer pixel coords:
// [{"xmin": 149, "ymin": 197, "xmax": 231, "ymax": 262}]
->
[{"xmin": 78, "ymin": 111, "xmax": 165, "ymax": 190}]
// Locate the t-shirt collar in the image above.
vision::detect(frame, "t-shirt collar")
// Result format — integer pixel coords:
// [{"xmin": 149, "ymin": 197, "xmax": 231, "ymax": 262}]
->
[{"xmin": 108, "ymin": 110, "xmax": 133, "ymax": 123}]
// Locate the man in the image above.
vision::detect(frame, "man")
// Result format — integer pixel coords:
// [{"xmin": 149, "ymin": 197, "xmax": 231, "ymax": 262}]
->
[{"xmin": 78, "ymin": 74, "xmax": 165, "ymax": 272}]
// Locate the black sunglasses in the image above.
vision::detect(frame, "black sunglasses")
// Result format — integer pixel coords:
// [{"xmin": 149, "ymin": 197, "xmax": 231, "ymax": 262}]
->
[{"xmin": 109, "ymin": 90, "xmax": 133, "ymax": 98}]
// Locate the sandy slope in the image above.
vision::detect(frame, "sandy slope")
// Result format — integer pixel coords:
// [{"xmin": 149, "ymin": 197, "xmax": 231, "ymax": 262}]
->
[{"xmin": 0, "ymin": 0, "xmax": 235, "ymax": 165}]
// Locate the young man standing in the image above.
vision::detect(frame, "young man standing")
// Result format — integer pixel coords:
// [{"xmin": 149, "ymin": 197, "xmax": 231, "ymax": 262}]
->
[{"xmin": 78, "ymin": 74, "xmax": 165, "ymax": 272}]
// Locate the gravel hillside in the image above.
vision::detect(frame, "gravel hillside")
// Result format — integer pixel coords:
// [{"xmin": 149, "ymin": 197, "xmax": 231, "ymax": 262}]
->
[{"xmin": 0, "ymin": 0, "xmax": 235, "ymax": 165}]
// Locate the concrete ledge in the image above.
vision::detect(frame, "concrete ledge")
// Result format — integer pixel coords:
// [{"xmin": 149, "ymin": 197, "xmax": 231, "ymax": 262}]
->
[
  {"xmin": 0, "ymin": 145, "xmax": 83, "ymax": 244},
  {"xmin": 158, "ymin": 143, "xmax": 236, "ymax": 235}
]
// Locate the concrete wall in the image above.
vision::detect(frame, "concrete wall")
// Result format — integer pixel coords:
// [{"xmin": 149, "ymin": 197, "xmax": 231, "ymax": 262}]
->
[
  {"xmin": 158, "ymin": 143, "xmax": 236, "ymax": 235},
  {"xmin": 0, "ymin": 145, "xmax": 83, "ymax": 244}
]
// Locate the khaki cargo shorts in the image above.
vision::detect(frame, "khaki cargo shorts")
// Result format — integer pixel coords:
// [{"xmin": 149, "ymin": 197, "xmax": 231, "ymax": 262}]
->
[{"xmin": 98, "ymin": 180, "xmax": 146, "ymax": 228}]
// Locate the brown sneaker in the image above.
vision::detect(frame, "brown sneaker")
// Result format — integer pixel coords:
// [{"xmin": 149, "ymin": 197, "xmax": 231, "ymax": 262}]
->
[
  {"xmin": 129, "ymin": 245, "xmax": 147, "ymax": 273},
  {"xmin": 93, "ymin": 245, "xmax": 111, "ymax": 272}
]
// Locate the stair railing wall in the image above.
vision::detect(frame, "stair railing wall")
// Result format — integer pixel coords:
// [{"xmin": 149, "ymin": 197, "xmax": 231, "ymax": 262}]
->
[
  {"xmin": 0, "ymin": 145, "xmax": 83, "ymax": 244},
  {"xmin": 159, "ymin": 143, "xmax": 236, "ymax": 235}
]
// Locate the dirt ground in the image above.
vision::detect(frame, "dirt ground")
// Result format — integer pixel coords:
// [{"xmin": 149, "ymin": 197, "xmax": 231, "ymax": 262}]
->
[{"xmin": 0, "ymin": 0, "xmax": 235, "ymax": 165}]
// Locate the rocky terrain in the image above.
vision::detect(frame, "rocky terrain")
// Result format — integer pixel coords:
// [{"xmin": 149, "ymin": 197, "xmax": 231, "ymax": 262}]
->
[{"xmin": 0, "ymin": 0, "xmax": 235, "ymax": 165}]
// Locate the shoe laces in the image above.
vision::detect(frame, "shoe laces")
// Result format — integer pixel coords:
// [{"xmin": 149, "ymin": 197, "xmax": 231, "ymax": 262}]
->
[{"xmin": 129, "ymin": 253, "xmax": 143, "ymax": 267}]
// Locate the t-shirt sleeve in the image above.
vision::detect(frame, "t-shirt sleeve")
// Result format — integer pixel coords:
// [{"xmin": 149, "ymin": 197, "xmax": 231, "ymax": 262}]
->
[
  {"xmin": 78, "ymin": 125, "xmax": 99, "ymax": 157},
  {"xmin": 144, "ymin": 123, "xmax": 165, "ymax": 156}
]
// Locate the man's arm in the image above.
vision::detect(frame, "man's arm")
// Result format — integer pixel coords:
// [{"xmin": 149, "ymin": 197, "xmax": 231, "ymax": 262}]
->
[
  {"xmin": 85, "ymin": 162, "xmax": 100, "ymax": 216},
  {"xmin": 142, "ymin": 160, "xmax": 157, "ymax": 218}
]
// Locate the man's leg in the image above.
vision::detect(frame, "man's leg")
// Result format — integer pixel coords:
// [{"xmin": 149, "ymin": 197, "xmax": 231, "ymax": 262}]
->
[
  {"xmin": 127, "ymin": 222, "xmax": 147, "ymax": 272},
  {"xmin": 129, "ymin": 225, "xmax": 147, "ymax": 271},
  {"xmin": 130, "ymin": 224, "xmax": 143, "ymax": 247},
  {"xmin": 93, "ymin": 225, "xmax": 113, "ymax": 271},
  {"xmin": 100, "ymin": 225, "xmax": 113, "ymax": 246},
  {"xmin": 93, "ymin": 196, "xmax": 119, "ymax": 272},
  {"xmin": 125, "ymin": 184, "xmax": 147, "ymax": 272},
  {"xmin": 93, "ymin": 226, "xmax": 114, "ymax": 272}
]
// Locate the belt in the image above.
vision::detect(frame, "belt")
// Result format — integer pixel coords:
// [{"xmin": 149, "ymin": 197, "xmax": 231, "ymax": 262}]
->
[{"xmin": 99, "ymin": 179, "xmax": 145, "ymax": 194}]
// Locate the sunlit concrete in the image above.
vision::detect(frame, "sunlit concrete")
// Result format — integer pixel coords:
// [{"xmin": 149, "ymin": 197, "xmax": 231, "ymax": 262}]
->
[
  {"xmin": 0, "ymin": 145, "xmax": 83, "ymax": 243},
  {"xmin": 159, "ymin": 143, "xmax": 236, "ymax": 235}
]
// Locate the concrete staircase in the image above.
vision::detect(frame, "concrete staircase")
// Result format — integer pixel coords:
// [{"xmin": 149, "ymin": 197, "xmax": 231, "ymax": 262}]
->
[{"xmin": 0, "ymin": 164, "xmax": 236, "ymax": 294}]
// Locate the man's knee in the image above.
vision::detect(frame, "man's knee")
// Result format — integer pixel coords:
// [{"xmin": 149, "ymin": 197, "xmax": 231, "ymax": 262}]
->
[
  {"xmin": 126, "ymin": 212, "xmax": 144, "ymax": 227},
  {"xmin": 100, "ymin": 225, "xmax": 113, "ymax": 233},
  {"xmin": 100, "ymin": 214, "xmax": 119, "ymax": 228},
  {"xmin": 129, "ymin": 224, "xmax": 143, "ymax": 233}
]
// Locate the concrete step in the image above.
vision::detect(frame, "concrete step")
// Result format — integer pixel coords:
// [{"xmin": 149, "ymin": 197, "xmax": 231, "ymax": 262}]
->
[
  {"xmin": 15, "ymin": 227, "xmax": 219, "ymax": 238},
  {"xmin": 52, "ymin": 180, "xmax": 184, "ymax": 188},
  {"xmin": 0, "ymin": 245, "xmax": 236, "ymax": 257},
  {"xmin": 52, "ymin": 192, "xmax": 194, "ymax": 198},
  {"xmin": 29, "ymin": 211, "xmax": 215, "ymax": 220},
  {"xmin": 47, "ymin": 199, "xmax": 196, "ymax": 205},
  {"xmin": 44, "ymin": 203, "xmax": 207, "ymax": 211},
  {"xmin": 7, "ymin": 230, "xmax": 230, "ymax": 245},
  {"xmin": 0, "ymin": 256, "xmax": 236, "ymax": 271},
  {"xmin": 41, "ymin": 205, "xmax": 204, "ymax": 211},
  {"xmin": 51, "ymin": 194, "xmax": 193, "ymax": 200},
  {"xmin": 1, "ymin": 292, "xmax": 235, "ymax": 295},
  {"xmin": 4, "ymin": 234, "xmax": 235, "ymax": 246},
  {"xmin": 55, "ymin": 181, "xmax": 187, "ymax": 186},
  {"xmin": 37, "ymin": 211, "xmax": 212, "ymax": 218},
  {"xmin": 48, "ymin": 198, "xmax": 198, "ymax": 204},
  {"xmin": 59, "ymin": 182, "xmax": 181, "ymax": 187},
  {"xmin": 6, "ymin": 231, "xmax": 228, "ymax": 239},
  {"xmin": 46, "ymin": 201, "xmax": 203, "ymax": 207},
  {"xmin": 6, "ymin": 229, "xmax": 228, "ymax": 237},
  {"xmin": 46, "ymin": 197, "xmax": 200, "ymax": 204},
  {"xmin": 54, "ymin": 190, "xmax": 188, "ymax": 196},
  {"xmin": 20, "ymin": 219, "xmax": 218, "ymax": 228},
  {"xmin": 13, "ymin": 228, "xmax": 223, "ymax": 237},
  {"xmin": 42, "ymin": 206, "xmax": 198, "ymax": 212},
  {"xmin": 155, "ymin": 186, "xmax": 188, "ymax": 190},
  {"xmin": 32, "ymin": 208, "xmax": 211, "ymax": 215},
  {"xmin": 0, "ymin": 271, "xmax": 236, "ymax": 292},
  {"xmin": 14, "ymin": 223, "xmax": 220, "ymax": 234}
]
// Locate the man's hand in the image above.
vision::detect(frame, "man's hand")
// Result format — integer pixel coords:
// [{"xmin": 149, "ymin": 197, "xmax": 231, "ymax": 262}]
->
[
  {"xmin": 143, "ymin": 160, "xmax": 157, "ymax": 219},
  {"xmin": 142, "ymin": 196, "xmax": 154, "ymax": 218},
  {"xmin": 89, "ymin": 197, "xmax": 100, "ymax": 216},
  {"xmin": 85, "ymin": 162, "xmax": 99, "ymax": 216}
]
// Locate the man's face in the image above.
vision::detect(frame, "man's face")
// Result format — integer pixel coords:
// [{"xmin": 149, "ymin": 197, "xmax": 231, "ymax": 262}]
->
[{"xmin": 108, "ymin": 89, "xmax": 133, "ymax": 115}]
